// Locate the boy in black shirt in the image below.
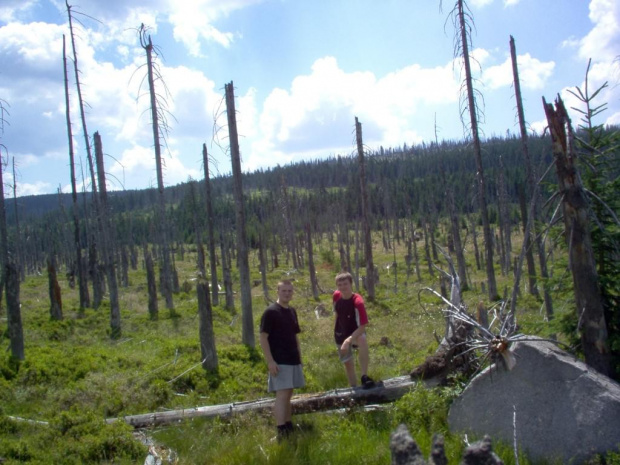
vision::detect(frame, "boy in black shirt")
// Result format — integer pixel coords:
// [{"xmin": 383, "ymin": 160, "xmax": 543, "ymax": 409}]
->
[{"xmin": 259, "ymin": 280, "xmax": 305, "ymax": 440}]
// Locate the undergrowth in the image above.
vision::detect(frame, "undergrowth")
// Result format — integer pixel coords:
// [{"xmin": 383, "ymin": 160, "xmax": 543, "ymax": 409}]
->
[{"xmin": 0, "ymin": 228, "xmax": 600, "ymax": 464}]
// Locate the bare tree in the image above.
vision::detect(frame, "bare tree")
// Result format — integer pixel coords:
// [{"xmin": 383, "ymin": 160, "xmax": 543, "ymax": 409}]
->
[
  {"xmin": 63, "ymin": 34, "xmax": 89, "ymax": 309},
  {"xmin": 0, "ymin": 99, "xmax": 24, "ymax": 360},
  {"xmin": 355, "ymin": 117, "xmax": 375, "ymax": 301},
  {"xmin": 197, "ymin": 280, "xmax": 218, "ymax": 372},
  {"xmin": 448, "ymin": 0, "xmax": 498, "ymax": 300},
  {"xmin": 202, "ymin": 144, "xmax": 219, "ymax": 307},
  {"xmin": 66, "ymin": 3, "xmax": 104, "ymax": 306},
  {"xmin": 279, "ymin": 175, "xmax": 299, "ymax": 269},
  {"xmin": 306, "ymin": 223, "xmax": 320, "ymax": 300},
  {"xmin": 139, "ymin": 25, "xmax": 174, "ymax": 313},
  {"xmin": 225, "ymin": 82, "xmax": 254, "ymax": 347},
  {"xmin": 543, "ymin": 95, "xmax": 611, "ymax": 376},
  {"xmin": 510, "ymin": 35, "xmax": 553, "ymax": 317},
  {"xmin": 47, "ymin": 256, "xmax": 63, "ymax": 321},
  {"xmin": 94, "ymin": 132, "xmax": 121, "ymax": 338}
]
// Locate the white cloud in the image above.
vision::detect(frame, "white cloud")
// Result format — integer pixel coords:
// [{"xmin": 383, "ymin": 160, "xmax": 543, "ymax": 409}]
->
[
  {"xmin": 246, "ymin": 56, "xmax": 462, "ymax": 171},
  {"xmin": 580, "ymin": 0, "xmax": 620, "ymax": 62},
  {"xmin": 167, "ymin": 0, "xmax": 262, "ymax": 56},
  {"xmin": 483, "ymin": 53, "xmax": 554, "ymax": 90}
]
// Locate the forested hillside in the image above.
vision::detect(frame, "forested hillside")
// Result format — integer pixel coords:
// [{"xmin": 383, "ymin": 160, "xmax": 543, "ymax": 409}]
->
[{"xmin": 7, "ymin": 134, "xmax": 557, "ymax": 261}]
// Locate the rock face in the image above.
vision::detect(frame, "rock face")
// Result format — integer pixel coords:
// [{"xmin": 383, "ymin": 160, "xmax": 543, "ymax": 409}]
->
[{"xmin": 448, "ymin": 337, "xmax": 620, "ymax": 463}]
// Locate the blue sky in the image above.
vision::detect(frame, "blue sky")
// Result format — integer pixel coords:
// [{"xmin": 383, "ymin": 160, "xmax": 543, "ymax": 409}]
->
[{"xmin": 0, "ymin": 0, "xmax": 618, "ymax": 196}]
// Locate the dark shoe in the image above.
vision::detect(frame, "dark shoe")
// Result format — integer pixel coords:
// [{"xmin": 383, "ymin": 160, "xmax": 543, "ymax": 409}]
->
[{"xmin": 361, "ymin": 374, "xmax": 376, "ymax": 389}]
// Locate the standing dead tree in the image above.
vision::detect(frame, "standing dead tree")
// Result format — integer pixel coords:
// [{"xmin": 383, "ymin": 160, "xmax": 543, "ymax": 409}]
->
[
  {"xmin": 510, "ymin": 35, "xmax": 553, "ymax": 317},
  {"xmin": 225, "ymin": 81, "xmax": 254, "ymax": 347},
  {"xmin": 139, "ymin": 24, "xmax": 174, "ymax": 314},
  {"xmin": 355, "ymin": 117, "xmax": 375, "ymax": 301},
  {"xmin": 94, "ymin": 132, "xmax": 121, "ymax": 339},
  {"xmin": 66, "ymin": 3, "xmax": 105, "ymax": 309},
  {"xmin": 202, "ymin": 144, "xmax": 219, "ymax": 307},
  {"xmin": 447, "ymin": 0, "xmax": 498, "ymax": 301},
  {"xmin": 63, "ymin": 34, "xmax": 90, "ymax": 310},
  {"xmin": 0, "ymin": 99, "xmax": 24, "ymax": 360},
  {"xmin": 542, "ymin": 96, "xmax": 612, "ymax": 377}
]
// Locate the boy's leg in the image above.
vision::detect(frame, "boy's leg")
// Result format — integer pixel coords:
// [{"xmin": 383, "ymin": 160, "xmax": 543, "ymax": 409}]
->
[
  {"xmin": 343, "ymin": 358, "xmax": 357, "ymax": 387},
  {"xmin": 357, "ymin": 334, "xmax": 370, "ymax": 377},
  {"xmin": 274, "ymin": 388, "xmax": 293, "ymax": 426}
]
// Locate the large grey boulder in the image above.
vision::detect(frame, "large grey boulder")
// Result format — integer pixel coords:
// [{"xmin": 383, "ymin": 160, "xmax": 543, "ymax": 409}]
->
[{"xmin": 448, "ymin": 337, "xmax": 620, "ymax": 463}]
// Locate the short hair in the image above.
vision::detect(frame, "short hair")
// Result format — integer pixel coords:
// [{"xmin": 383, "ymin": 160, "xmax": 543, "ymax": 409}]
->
[
  {"xmin": 277, "ymin": 279, "xmax": 294, "ymax": 290},
  {"xmin": 335, "ymin": 272, "xmax": 353, "ymax": 284}
]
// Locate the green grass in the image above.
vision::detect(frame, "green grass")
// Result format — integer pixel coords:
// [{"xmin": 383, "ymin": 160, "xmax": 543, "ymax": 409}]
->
[{"xmin": 0, "ymin": 226, "xmax": 594, "ymax": 464}]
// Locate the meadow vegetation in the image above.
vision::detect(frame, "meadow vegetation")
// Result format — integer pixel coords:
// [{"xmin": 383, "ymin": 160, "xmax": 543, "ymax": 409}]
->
[{"xmin": 0, "ymin": 226, "xmax": 607, "ymax": 464}]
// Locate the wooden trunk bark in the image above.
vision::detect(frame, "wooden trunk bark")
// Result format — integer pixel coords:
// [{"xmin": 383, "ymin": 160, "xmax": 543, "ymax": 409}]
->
[
  {"xmin": 202, "ymin": 144, "xmax": 219, "ymax": 307},
  {"xmin": 543, "ymin": 96, "xmax": 611, "ymax": 376},
  {"xmin": 94, "ymin": 132, "xmax": 121, "ymax": 339},
  {"xmin": 355, "ymin": 117, "xmax": 375, "ymax": 301},
  {"xmin": 197, "ymin": 281, "xmax": 218, "ymax": 372},
  {"xmin": 142, "ymin": 30, "xmax": 174, "ymax": 313},
  {"xmin": 225, "ymin": 82, "xmax": 254, "ymax": 346},
  {"xmin": 220, "ymin": 230, "xmax": 235, "ymax": 311},
  {"xmin": 510, "ymin": 35, "xmax": 552, "ymax": 317},
  {"xmin": 306, "ymin": 224, "xmax": 320, "ymax": 300},
  {"xmin": 145, "ymin": 247, "xmax": 158, "ymax": 320},
  {"xmin": 456, "ymin": 0, "xmax": 498, "ymax": 300},
  {"xmin": 47, "ymin": 257, "xmax": 63, "ymax": 321},
  {"xmin": 108, "ymin": 376, "xmax": 441, "ymax": 428}
]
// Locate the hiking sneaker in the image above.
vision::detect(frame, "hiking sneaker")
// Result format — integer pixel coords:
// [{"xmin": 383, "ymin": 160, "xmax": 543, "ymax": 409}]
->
[{"xmin": 361, "ymin": 374, "xmax": 376, "ymax": 389}]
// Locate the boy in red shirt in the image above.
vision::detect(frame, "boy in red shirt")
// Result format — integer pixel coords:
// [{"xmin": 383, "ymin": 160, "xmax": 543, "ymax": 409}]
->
[{"xmin": 333, "ymin": 272, "xmax": 375, "ymax": 389}]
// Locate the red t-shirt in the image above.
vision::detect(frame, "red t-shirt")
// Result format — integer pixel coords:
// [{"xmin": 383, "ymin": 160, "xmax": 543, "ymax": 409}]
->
[{"xmin": 332, "ymin": 291, "xmax": 369, "ymax": 344}]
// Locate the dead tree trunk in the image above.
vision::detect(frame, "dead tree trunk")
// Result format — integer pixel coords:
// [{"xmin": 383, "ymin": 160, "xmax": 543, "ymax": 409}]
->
[
  {"xmin": 306, "ymin": 223, "xmax": 320, "ymax": 301},
  {"xmin": 47, "ymin": 256, "xmax": 63, "ymax": 321},
  {"xmin": 11, "ymin": 160, "xmax": 24, "ymax": 282},
  {"xmin": 279, "ymin": 175, "xmax": 299, "ymax": 269},
  {"xmin": 543, "ymin": 95, "xmax": 611, "ymax": 376},
  {"xmin": 202, "ymin": 144, "xmax": 219, "ymax": 307},
  {"xmin": 220, "ymin": 229, "xmax": 235, "ymax": 311},
  {"xmin": 0, "ymin": 101, "xmax": 24, "ymax": 360},
  {"xmin": 497, "ymin": 156, "xmax": 512, "ymax": 277},
  {"xmin": 144, "ymin": 246, "xmax": 158, "ymax": 320},
  {"xmin": 355, "ymin": 117, "xmax": 375, "ymax": 301},
  {"xmin": 63, "ymin": 34, "xmax": 89, "ymax": 309},
  {"xmin": 454, "ymin": 0, "xmax": 498, "ymax": 300},
  {"xmin": 423, "ymin": 217, "xmax": 434, "ymax": 277},
  {"xmin": 141, "ymin": 27, "xmax": 174, "ymax": 313},
  {"xmin": 511, "ymin": 35, "xmax": 551, "ymax": 313},
  {"xmin": 108, "ymin": 375, "xmax": 441, "ymax": 428},
  {"xmin": 258, "ymin": 234, "xmax": 270, "ymax": 303},
  {"xmin": 67, "ymin": 4, "xmax": 104, "ymax": 309},
  {"xmin": 225, "ymin": 82, "xmax": 254, "ymax": 347},
  {"xmin": 197, "ymin": 281, "xmax": 218, "ymax": 372},
  {"xmin": 94, "ymin": 132, "xmax": 121, "ymax": 339}
]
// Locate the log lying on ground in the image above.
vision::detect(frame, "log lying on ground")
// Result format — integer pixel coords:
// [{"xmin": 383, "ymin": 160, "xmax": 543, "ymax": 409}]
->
[{"xmin": 107, "ymin": 375, "xmax": 441, "ymax": 429}]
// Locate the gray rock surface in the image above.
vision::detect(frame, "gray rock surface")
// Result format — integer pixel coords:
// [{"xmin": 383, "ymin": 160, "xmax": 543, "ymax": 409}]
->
[{"xmin": 448, "ymin": 337, "xmax": 620, "ymax": 463}]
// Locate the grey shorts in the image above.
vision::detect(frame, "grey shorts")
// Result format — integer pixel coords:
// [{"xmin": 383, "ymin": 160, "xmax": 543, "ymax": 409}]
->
[{"xmin": 267, "ymin": 364, "xmax": 305, "ymax": 392}]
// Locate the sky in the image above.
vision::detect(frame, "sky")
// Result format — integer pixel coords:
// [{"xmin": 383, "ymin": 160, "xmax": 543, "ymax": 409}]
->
[{"xmin": 0, "ymin": 0, "xmax": 618, "ymax": 197}]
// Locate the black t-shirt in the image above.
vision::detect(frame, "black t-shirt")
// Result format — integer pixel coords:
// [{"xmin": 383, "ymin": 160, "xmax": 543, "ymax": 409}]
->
[{"xmin": 260, "ymin": 303, "xmax": 301, "ymax": 365}]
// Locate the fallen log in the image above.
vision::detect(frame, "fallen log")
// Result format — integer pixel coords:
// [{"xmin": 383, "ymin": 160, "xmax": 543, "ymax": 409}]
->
[{"xmin": 107, "ymin": 375, "xmax": 441, "ymax": 429}]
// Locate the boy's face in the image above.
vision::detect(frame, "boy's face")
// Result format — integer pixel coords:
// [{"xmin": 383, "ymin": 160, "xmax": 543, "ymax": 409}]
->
[
  {"xmin": 336, "ymin": 278, "xmax": 353, "ymax": 297},
  {"xmin": 277, "ymin": 283, "xmax": 294, "ymax": 306}
]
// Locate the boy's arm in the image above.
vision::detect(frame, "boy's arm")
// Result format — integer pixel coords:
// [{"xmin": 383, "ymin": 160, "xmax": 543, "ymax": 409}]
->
[{"xmin": 259, "ymin": 332, "xmax": 279, "ymax": 375}]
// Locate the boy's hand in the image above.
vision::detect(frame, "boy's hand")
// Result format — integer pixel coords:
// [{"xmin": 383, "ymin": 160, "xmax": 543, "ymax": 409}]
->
[{"xmin": 268, "ymin": 361, "xmax": 279, "ymax": 376}]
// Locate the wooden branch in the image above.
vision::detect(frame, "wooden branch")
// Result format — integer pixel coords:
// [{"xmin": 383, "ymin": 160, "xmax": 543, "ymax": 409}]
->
[{"xmin": 107, "ymin": 376, "xmax": 441, "ymax": 429}]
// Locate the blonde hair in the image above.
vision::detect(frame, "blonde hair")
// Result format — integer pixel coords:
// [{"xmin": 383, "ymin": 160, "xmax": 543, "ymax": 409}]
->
[{"xmin": 335, "ymin": 272, "xmax": 353, "ymax": 284}]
